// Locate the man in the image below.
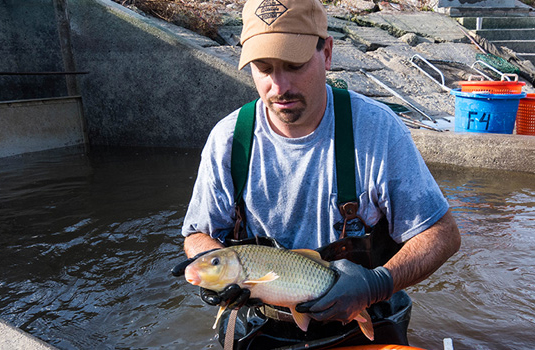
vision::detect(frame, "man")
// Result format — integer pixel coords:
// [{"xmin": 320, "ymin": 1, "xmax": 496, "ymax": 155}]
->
[{"xmin": 181, "ymin": 0, "xmax": 461, "ymax": 347}]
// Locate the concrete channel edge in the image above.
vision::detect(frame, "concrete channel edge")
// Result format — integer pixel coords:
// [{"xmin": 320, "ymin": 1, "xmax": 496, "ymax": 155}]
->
[
  {"xmin": 0, "ymin": 319, "xmax": 57, "ymax": 350},
  {"xmin": 412, "ymin": 129, "xmax": 535, "ymax": 173}
]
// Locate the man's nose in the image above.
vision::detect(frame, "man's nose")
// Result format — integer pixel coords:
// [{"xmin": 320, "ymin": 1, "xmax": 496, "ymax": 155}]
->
[{"xmin": 270, "ymin": 70, "xmax": 290, "ymax": 96}]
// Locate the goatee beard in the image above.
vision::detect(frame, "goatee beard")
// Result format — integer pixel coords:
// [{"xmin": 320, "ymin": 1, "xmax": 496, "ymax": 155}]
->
[{"xmin": 268, "ymin": 92, "xmax": 306, "ymax": 124}]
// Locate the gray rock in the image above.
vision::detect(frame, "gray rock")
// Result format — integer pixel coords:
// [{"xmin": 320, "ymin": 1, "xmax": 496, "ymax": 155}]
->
[{"xmin": 399, "ymin": 33, "xmax": 419, "ymax": 46}]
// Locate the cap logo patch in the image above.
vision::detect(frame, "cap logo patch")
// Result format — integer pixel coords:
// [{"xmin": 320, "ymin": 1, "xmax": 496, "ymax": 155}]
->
[{"xmin": 255, "ymin": 0, "xmax": 288, "ymax": 26}]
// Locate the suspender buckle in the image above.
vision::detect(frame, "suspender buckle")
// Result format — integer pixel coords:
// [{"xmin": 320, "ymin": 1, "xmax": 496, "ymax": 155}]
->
[
  {"xmin": 338, "ymin": 201, "xmax": 372, "ymax": 239},
  {"xmin": 338, "ymin": 202, "xmax": 359, "ymax": 239}
]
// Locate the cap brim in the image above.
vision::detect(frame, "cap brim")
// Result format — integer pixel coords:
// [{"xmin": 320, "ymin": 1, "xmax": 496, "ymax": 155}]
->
[{"xmin": 238, "ymin": 33, "xmax": 318, "ymax": 70}]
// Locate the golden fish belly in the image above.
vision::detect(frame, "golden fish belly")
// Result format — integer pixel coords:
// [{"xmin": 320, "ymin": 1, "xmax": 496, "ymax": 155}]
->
[{"xmin": 231, "ymin": 245, "xmax": 336, "ymax": 306}]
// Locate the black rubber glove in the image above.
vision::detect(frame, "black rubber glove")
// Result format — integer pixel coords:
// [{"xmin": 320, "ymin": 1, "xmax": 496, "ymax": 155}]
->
[
  {"xmin": 200, "ymin": 284, "xmax": 258, "ymax": 309},
  {"xmin": 295, "ymin": 259, "xmax": 393, "ymax": 323},
  {"xmin": 171, "ymin": 248, "xmax": 219, "ymax": 277}
]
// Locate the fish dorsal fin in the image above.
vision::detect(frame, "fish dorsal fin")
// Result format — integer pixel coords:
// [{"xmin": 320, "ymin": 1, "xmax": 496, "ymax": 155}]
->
[
  {"xmin": 243, "ymin": 271, "xmax": 279, "ymax": 285},
  {"xmin": 290, "ymin": 306, "xmax": 311, "ymax": 332},
  {"xmin": 356, "ymin": 309, "xmax": 374, "ymax": 341},
  {"xmin": 291, "ymin": 249, "xmax": 330, "ymax": 268}
]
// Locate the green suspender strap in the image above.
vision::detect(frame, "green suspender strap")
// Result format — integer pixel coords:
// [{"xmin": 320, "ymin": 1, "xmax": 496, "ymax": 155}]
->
[
  {"xmin": 332, "ymin": 87, "xmax": 362, "ymax": 239},
  {"xmin": 231, "ymin": 99, "xmax": 258, "ymax": 239},
  {"xmin": 230, "ymin": 88, "xmax": 360, "ymax": 240},
  {"xmin": 332, "ymin": 88, "xmax": 357, "ymax": 204}
]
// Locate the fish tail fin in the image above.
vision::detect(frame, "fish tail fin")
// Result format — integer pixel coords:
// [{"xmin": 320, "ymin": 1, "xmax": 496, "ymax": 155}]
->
[
  {"xmin": 356, "ymin": 309, "xmax": 374, "ymax": 341},
  {"xmin": 290, "ymin": 307, "xmax": 311, "ymax": 332},
  {"xmin": 212, "ymin": 305, "xmax": 227, "ymax": 329}
]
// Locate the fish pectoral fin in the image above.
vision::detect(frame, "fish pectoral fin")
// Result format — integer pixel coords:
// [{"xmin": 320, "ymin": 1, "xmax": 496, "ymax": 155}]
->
[
  {"xmin": 355, "ymin": 309, "xmax": 374, "ymax": 341},
  {"xmin": 291, "ymin": 249, "xmax": 330, "ymax": 268},
  {"xmin": 290, "ymin": 307, "xmax": 311, "ymax": 332},
  {"xmin": 355, "ymin": 313, "xmax": 366, "ymax": 323},
  {"xmin": 212, "ymin": 305, "xmax": 227, "ymax": 329},
  {"xmin": 243, "ymin": 271, "xmax": 279, "ymax": 284}
]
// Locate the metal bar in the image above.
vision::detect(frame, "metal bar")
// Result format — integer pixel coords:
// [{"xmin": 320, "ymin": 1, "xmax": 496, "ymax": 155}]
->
[
  {"xmin": 471, "ymin": 61, "xmax": 506, "ymax": 81},
  {"xmin": 53, "ymin": 0, "xmax": 80, "ymax": 96},
  {"xmin": 400, "ymin": 119, "xmax": 420, "ymax": 129},
  {"xmin": 476, "ymin": 17, "xmax": 483, "ymax": 31},
  {"xmin": 0, "ymin": 95, "xmax": 82, "ymax": 105},
  {"xmin": 399, "ymin": 113, "xmax": 443, "ymax": 132},
  {"xmin": 360, "ymin": 69, "xmax": 436, "ymax": 122},
  {"xmin": 0, "ymin": 72, "xmax": 89, "ymax": 75},
  {"xmin": 456, "ymin": 24, "xmax": 487, "ymax": 54},
  {"xmin": 409, "ymin": 54, "xmax": 449, "ymax": 91},
  {"xmin": 444, "ymin": 338, "xmax": 454, "ymax": 350}
]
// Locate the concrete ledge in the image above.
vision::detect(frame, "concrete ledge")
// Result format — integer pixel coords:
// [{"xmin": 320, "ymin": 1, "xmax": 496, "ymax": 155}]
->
[
  {"xmin": 0, "ymin": 96, "xmax": 87, "ymax": 158},
  {"xmin": 0, "ymin": 319, "xmax": 57, "ymax": 350},
  {"xmin": 412, "ymin": 129, "xmax": 535, "ymax": 173}
]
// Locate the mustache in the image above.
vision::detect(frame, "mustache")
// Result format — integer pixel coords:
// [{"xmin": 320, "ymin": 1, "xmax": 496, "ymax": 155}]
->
[{"xmin": 269, "ymin": 92, "xmax": 305, "ymax": 104}]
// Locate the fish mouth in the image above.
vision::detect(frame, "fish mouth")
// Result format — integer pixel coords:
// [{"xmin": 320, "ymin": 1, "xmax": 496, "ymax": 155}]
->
[{"xmin": 184, "ymin": 266, "xmax": 201, "ymax": 286}]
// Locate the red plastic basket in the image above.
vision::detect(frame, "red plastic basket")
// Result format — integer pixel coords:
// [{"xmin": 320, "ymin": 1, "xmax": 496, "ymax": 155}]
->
[
  {"xmin": 458, "ymin": 74, "xmax": 526, "ymax": 94},
  {"xmin": 516, "ymin": 93, "xmax": 535, "ymax": 136}
]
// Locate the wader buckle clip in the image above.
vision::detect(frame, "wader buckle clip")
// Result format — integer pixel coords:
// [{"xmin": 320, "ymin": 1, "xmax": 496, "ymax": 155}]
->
[{"xmin": 338, "ymin": 202, "xmax": 359, "ymax": 239}]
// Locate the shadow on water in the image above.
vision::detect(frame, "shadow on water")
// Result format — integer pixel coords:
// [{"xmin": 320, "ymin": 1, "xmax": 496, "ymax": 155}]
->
[{"xmin": 0, "ymin": 148, "xmax": 534, "ymax": 349}]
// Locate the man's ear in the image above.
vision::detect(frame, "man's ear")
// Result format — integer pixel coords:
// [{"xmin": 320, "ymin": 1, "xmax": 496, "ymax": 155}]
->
[{"xmin": 323, "ymin": 36, "xmax": 334, "ymax": 71}]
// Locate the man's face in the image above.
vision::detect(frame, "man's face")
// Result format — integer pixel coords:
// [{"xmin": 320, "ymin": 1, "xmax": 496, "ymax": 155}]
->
[{"xmin": 250, "ymin": 37, "xmax": 333, "ymax": 136}]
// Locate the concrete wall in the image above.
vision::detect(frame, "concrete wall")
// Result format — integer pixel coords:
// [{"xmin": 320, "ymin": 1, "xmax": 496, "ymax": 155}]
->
[
  {"xmin": 0, "ymin": 0, "xmax": 68, "ymax": 100},
  {"xmin": 0, "ymin": 0, "xmax": 257, "ymax": 152},
  {"xmin": 67, "ymin": 0, "xmax": 257, "ymax": 148}
]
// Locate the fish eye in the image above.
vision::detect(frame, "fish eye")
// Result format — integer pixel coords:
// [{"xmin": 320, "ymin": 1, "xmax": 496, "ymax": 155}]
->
[{"xmin": 211, "ymin": 257, "xmax": 220, "ymax": 266}]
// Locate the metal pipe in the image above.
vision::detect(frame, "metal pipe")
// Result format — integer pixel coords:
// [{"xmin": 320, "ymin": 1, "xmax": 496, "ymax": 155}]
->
[
  {"xmin": 360, "ymin": 69, "xmax": 436, "ymax": 122},
  {"xmin": 471, "ymin": 60, "xmax": 511, "ymax": 81},
  {"xmin": 399, "ymin": 113, "xmax": 443, "ymax": 132},
  {"xmin": 409, "ymin": 54, "xmax": 449, "ymax": 91},
  {"xmin": 476, "ymin": 17, "xmax": 483, "ymax": 31},
  {"xmin": 0, "ymin": 72, "xmax": 89, "ymax": 75},
  {"xmin": 456, "ymin": 24, "xmax": 487, "ymax": 54},
  {"xmin": 53, "ymin": 0, "xmax": 80, "ymax": 96}
]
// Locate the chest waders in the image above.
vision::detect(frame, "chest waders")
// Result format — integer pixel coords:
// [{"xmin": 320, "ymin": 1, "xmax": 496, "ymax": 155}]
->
[{"xmin": 219, "ymin": 88, "xmax": 412, "ymax": 350}]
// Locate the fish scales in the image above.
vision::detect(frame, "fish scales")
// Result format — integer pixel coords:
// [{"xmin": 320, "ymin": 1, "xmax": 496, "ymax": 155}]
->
[
  {"xmin": 231, "ymin": 245, "xmax": 335, "ymax": 305},
  {"xmin": 183, "ymin": 244, "xmax": 375, "ymax": 340}
]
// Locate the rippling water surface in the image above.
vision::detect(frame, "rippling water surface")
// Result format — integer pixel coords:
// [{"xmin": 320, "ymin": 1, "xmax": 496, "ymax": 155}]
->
[{"xmin": 0, "ymin": 147, "xmax": 534, "ymax": 350}]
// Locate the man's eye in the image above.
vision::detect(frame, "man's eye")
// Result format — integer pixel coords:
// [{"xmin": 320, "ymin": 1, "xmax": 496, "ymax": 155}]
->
[{"xmin": 288, "ymin": 64, "xmax": 305, "ymax": 71}]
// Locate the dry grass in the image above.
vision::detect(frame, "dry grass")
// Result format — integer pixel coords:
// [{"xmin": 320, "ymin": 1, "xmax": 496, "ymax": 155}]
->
[{"xmin": 115, "ymin": 0, "xmax": 246, "ymax": 40}]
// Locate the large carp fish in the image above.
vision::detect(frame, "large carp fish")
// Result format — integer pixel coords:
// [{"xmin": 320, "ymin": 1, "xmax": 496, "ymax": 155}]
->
[{"xmin": 184, "ymin": 244, "xmax": 374, "ymax": 340}]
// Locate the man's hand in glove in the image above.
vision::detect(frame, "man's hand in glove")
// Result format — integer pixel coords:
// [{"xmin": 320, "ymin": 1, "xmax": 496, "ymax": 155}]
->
[
  {"xmin": 295, "ymin": 259, "xmax": 394, "ymax": 323},
  {"xmin": 200, "ymin": 284, "xmax": 261, "ymax": 309}
]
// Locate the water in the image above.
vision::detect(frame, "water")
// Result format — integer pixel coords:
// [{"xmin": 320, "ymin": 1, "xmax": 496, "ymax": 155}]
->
[{"xmin": 0, "ymin": 147, "xmax": 534, "ymax": 350}]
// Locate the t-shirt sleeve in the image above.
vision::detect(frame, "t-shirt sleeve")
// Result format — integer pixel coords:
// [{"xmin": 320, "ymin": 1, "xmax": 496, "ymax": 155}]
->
[
  {"xmin": 379, "ymin": 131, "xmax": 449, "ymax": 243},
  {"xmin": 351, "ymin": 94, "xmax": 449, "ymax": 244}
]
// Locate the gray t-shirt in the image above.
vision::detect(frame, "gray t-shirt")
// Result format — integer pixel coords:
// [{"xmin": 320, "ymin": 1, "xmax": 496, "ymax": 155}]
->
[{"xmin": 182, "ymin": 85, "xmax": 449, "ymax": 250}]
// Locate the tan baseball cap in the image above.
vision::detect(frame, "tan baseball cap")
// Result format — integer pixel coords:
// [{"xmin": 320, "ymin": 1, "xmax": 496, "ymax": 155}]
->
[{"xmin": 238, "ymin": 0, "xmax": 329, "ymax": 70}]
